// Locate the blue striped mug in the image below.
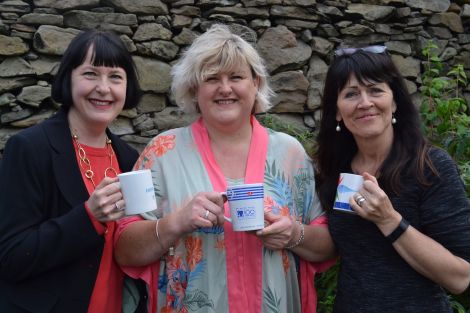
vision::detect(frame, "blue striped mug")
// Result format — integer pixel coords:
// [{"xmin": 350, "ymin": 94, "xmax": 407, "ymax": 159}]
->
[{"xmin": 222, "ymin": 183, "xmax": 264, "ymax": 231}]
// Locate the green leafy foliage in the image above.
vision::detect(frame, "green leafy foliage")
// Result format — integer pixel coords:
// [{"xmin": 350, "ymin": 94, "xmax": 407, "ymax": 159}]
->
[
  {"xmin": 421, "ymin": 41, "xmax": 470, "ymax": 313},
  {"xmin": 257, "ymin": 113, "xmax": 316, "ymax": 157},
  {"xmin": 420, "ymin": 41, "xmax": 470, "ymax": 197},
  {"xmin": 315, "ymin": 261, "xmax": 339, "ymax": 313}
]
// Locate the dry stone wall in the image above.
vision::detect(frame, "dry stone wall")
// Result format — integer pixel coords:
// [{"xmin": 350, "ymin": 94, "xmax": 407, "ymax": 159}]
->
[{"xmin": 0, "ymin": 0, "xmax": 469, "ymax": 156}]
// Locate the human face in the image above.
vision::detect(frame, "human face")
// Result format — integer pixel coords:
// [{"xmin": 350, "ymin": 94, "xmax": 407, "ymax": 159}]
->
[
  {"xmin": 69, "ymin": 46, "xmax": 127, "ymax": 131},
  {"xmin": 336, "ymin": 75, "xmax": 396, "ymax": 141},
  {"xmin": 196, "ymin": 62, "xmax": 259, "ymax": 129}
]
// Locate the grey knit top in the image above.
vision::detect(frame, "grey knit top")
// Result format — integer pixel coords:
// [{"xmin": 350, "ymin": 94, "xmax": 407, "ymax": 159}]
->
[{"xmin": 329, "ymin": 147, "xmax": 470, "ymax": 313}]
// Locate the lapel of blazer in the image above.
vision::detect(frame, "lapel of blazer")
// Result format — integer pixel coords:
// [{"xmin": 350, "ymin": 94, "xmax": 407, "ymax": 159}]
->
[{"xmin": 43, "ymin": 108, "xmax": 89, "ymax": 207}]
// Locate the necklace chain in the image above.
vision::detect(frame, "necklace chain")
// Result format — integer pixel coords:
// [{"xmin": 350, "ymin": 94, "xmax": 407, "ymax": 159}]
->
[{"xmin": 72, "ymin": 131, "xmax": 118, "ymax": 188}]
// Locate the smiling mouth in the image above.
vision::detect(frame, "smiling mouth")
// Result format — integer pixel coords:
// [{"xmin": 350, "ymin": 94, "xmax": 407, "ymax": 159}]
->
[
  {"xmin": 215, "ymin": 99, "xmax": 237, "ymax": 105},
  {"xmin": 89, "ymin": 99, "xmax": 113, "ymax": 106},
  {"xmin": 358, "ymin": 113, "xmax": 377, "ymax": 119}
]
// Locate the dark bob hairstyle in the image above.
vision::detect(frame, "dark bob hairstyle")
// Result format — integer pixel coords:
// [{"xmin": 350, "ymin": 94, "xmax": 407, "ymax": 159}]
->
[{"xmin": 51, "ymin": 29, "xmax": 141, "ymax": 110}]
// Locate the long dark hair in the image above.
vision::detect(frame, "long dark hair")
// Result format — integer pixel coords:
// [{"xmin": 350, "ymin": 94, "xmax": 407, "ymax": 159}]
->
[
  {"xmin": 51, "ymin": 29, "xmax": 141, "ymax": 110},
  {"xmin": 314, "ymin": 50, "xmax": 434, "ymax": 211}
]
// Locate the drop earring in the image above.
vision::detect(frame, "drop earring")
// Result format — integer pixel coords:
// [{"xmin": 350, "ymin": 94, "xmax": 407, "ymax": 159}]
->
[
  {"xmin": 392, "ymin": 114, "xmax": 396, "ymax": 124},
  {"xmin": 336, "ymin": 122, "xmax": 341, "ymax": 132}
]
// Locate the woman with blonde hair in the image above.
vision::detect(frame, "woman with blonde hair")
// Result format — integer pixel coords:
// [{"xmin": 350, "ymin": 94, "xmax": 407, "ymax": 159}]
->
[{"xmin": 115, "ymin": 24, "xmax": 335, "ymax": 313}]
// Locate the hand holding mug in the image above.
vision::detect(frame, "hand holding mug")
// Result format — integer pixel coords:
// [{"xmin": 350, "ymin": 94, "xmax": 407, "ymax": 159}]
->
[
  {"xmin": 350, "ymin": 172, "xmax": 401, "ymax": 232},
  {"xmin": 86, "ymin": 176, "xmax": 125, "ymax": 222},
  {"xmin": 175, "ymin": 192, "xmax": 225, "ymax": 233},
  {"xmin": 256, "ymin": 211, "xmax": 296, "ymax": 250}
]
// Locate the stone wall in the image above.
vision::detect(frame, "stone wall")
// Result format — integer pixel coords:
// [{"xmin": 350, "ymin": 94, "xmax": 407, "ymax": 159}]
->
[{"xmin": 0, "ymin": 0, "xmax": 469, "ymax": 156}]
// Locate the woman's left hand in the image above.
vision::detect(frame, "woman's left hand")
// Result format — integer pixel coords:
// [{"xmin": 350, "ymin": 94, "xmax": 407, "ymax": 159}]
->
[
  {"xmin": 255, "ymin": 211, "xmax": 297, "ymax": 250},
  {"xmin": 350, "ymin": 172, "xmax": 401, "ymax": 231}
]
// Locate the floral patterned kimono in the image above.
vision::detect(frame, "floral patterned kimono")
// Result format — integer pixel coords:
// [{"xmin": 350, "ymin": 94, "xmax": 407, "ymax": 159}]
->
[{"xmin": 117, "ymin": 117, "xmax": 331, "ymax": 313}]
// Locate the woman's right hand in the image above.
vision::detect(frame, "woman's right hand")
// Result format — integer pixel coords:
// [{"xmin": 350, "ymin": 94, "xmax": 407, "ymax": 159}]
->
[
  {"xmin": 173, "ymin": 192, "xmax": 225, "ymax": 233},
  {"xmin": 86, "ymin": 177, "xmax": 125, "ymax": 222}
]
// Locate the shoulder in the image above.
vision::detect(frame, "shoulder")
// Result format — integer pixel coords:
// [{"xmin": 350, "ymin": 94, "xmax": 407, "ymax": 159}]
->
[
  {"xmin": 5, "ymin": 118, "xmax": 53, "ymax": 152},
  {"xmin": 2, "ymin": 123, "xmax": 52, "ymax": 172},
  {"xmin": 135, "ymin": 127, "xmax": 188, "ymax": 166},
  {"xmin": 420, "ymin": 146, "xmax": 466, "ymax": 195},
  {"xmin": 427, "ymin": 146, "xmax": 454, "ymax": 164},
  {"xmin": 158, "ymin": 126, "xmax": 188, "ymax": 137},
  {"xmin": 265, "ymin": 128, "xmax": 313, "ymax": 172},
  {"xmin": 426, "ymin": 146, "xmax": 459, "ymax": 176},
  {"xmin": 267, "ymin": 128, "xmax": 305, "ymax": 152},
  {"xmin": 9, "ymin": 108, "xmax": 69, "ymax": 149},
  {"xmin": 148, "ymin": 127, "xmax": 188, "ymax": 147}
]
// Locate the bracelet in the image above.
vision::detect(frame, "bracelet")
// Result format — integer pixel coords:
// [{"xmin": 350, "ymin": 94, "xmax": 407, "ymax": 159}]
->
[
  {"xmin": 286, "ymin": 221, "xmax": 305, "ymax": 249},
  {"xmin": 155, "ymin": 219, "xmax": 164, "ymax": 249},
  {"xmin": 154, "ymin": 219, "xmax": 175, "ymax": 256},
  {"xmin": 386, "ymin": 217, "xmax": 410, "ymax": 243}
]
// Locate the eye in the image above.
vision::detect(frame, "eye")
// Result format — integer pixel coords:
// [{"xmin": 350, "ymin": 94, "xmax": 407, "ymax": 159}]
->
[
  {"xmin": 344, "ymin": 91, "xmax": 358, "ymax": 99},
  {"xmin": 370, "ymin": 87, "xmax": 384, "ymax": 95},
  {"xmin": 204, "ymin": 76, "xmax": 218, "ymax": 82},
  {"xmin": 231, "ymin": 75, "xmax": 243, "ymax": 81},
  {"xmin": 110, "ymin": 73, "xmax": 124, "ymax": 80},
  {"xmin": 83, "ymin": 71, "xmax": 96, "ymax": 77}
]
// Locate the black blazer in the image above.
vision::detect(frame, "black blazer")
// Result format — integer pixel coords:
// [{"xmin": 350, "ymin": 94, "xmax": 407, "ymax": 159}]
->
[{"xmin": 0, "ymin": 108, "xmax": 139, "ymax": 313}]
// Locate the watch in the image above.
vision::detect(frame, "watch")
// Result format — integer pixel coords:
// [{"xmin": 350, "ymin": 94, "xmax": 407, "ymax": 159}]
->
[{"xmin": 386, "ymin": 217, "xmax": 410, "ymax": 243}]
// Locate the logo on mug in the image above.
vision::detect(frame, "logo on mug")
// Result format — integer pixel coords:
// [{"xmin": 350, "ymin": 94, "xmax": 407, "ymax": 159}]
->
[{"xmin": 236, "ymin": 207, "xmax": 256, "ymax": 219}]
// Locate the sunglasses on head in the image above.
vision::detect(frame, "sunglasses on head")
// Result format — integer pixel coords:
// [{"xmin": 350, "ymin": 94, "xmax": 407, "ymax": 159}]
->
[{"xmin": 334, "ymin": 45, "xmax": 387, "ymax": 57}]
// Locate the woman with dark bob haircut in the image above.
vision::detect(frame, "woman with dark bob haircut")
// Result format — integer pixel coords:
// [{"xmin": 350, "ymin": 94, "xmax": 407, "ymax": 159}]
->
[
  {"xmin": 315, "ymin": 46, "xmax": 470, "ymax": 312},
  {"xmin": 52, "ymin": 29, "xmax": 140, "ymax": 110},
  {"xmin": 0, "ymin": 29, "xmax": 145, "ymax": 313}
]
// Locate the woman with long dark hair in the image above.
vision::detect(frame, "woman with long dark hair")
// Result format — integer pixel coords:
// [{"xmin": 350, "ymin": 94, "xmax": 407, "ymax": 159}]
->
[{"xmin": 315, "ymin": 46, "xmax": 470, "ymax": 312}]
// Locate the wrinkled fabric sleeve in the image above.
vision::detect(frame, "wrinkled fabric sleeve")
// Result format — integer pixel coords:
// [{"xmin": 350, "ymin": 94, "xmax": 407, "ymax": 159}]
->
[{"xmin": 419, "ymin": 148, "xmax": 470, "ymax": 261}]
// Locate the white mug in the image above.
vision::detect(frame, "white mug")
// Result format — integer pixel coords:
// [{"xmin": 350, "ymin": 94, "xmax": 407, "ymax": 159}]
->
[
  {"xmin": 333, "ymin": 173, "xmax": 364, "ymax": 214},
  {"xmin": 118, "ymin": 169, "xmax": 157, "ymax": 215},
  {"xmin": 223, "ymin": 183, "xmax": 264, "ymax": 231}
]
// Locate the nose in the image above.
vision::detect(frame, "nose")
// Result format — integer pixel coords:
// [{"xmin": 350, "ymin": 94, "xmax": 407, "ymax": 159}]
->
[
  {"xmin": 218, "ymin": 77, "xmax": 232, "ymax": 95},
  {"xmin": 95, "ymin": 78, "xmax": 110, "ymax": 94},
  {"xmin": 357, "ymin": 91, "xmax": 373, "ymax": 108}
]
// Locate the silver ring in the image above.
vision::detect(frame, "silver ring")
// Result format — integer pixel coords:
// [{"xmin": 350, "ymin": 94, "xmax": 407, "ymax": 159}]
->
[
  {"xmin": 115, "ymin": 202, "xmax": 120, "ymax": 211},
  {"xmin": 355, "ymin": 195, "xmax": 366, "ymax": 207},
  {"xmin": 204, "ymin": 209, "xmax": 210, "ymax": 219}
]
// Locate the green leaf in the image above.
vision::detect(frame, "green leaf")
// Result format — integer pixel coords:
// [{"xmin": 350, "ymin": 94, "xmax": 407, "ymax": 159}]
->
[
  {"xmin": 183, "ymin": 289, "xmax": 214, "ymax": 311},
  {"xmin": 264, "ymin": 286, "xmax": 281, "ymax": 313}
]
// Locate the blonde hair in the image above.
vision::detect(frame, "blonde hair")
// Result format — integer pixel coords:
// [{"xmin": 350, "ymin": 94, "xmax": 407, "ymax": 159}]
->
[{"xmin": 171, "ymin": 24, "xmax": 274, "ymax": 113}]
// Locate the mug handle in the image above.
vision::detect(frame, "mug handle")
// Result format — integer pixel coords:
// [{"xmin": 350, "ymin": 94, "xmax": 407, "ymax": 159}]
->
[{"xmin": 220, "ymin": 192, "xmax": 231, "ymax": 223}]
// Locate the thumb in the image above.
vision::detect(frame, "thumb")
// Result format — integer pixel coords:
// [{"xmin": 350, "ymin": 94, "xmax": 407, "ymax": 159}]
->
[
  {"xmin": 363, "ymin": 172, "xmax": 378, "ymax": 184},
  {"xmin": 95, "ymin": 176, "xmax": 118, "ymax": 190},
  {"xmin": 264, "ymin": 210, "xmax": 281, "ymax": 223},
  {"xmin": 205, "ymin": 191, "xmax": 225, "ymax": 207}
]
